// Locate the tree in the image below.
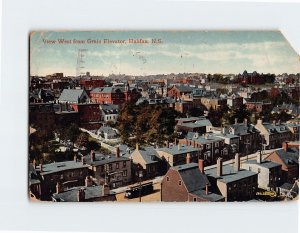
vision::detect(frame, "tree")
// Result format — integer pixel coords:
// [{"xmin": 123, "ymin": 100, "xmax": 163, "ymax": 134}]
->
[{"xmin": 75, "ymin": 132, "xmax": 89, "ymax": 148}]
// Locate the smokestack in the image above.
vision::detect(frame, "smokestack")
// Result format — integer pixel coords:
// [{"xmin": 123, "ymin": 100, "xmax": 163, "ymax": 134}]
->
[
  {"xmin": 198, "ymin": 159, "xmax": 204, "ymax": 174},
  {"xmin": 56, "ymin": 182, "xmax": 62, "ymax": 194},
  {"xmin": 39, "ymin": 163, "xmax": 43, "ymax": 173},
  {"xmin": 91, "ymin": 151, "xmax": 95, "ymax": 162},
  {"xmin": 235, "ymin": 118, "xmax": 238, "ymax": 124},
  {"xmin": 73, "ymin": 154, "xmax": 77, "ymax": 162},
  {"xmin": 257, "ymin": 119, "xmax": 262, "ymax": 125},
  {"xmin": 257, "ymin": 152, "xmax": 262, "ymax": 164},
  {"xmin": 234, "ymin": 153, "xmax": 240, "ymax": 172},
  {"xmin": 136, "ymin": 143, "xmax": 139, "ymax": 151},
  {"xmin": 186, "ymin": 153, "xmax": 191, "ymax": 164},
  {"xmin": 81, "ymin": 156, "xmax": 85, "ymax": 165},
  {"xmin": 77, "ymin": 188, "xmax": 85, "ymax": 202},
  {"xmin": 217, "ymin": 158, "xmax": 223, "ymax": 177},
  {"xmin": 205, "ymin": 183, "xmax": 209, "ymax": 195},
  {"xmin": 273, "ymin": 120, "xmax": 276, "ymax": 125},
  {"xmin": 85, "ymin": 176, "xmax": 92, "ymax": 187},
  {"xmin": 115, "ymin": 146, "xmax": 120, "ymax": 158},
  {"xmin": 244, "ymin": 118, "xmax": 248, "ymax": 126}
]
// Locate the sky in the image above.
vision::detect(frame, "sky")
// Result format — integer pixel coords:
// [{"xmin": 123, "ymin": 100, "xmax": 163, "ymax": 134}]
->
[{"xmin": 30, "ymin": 31, "xmax": 300, "ymax": 76}]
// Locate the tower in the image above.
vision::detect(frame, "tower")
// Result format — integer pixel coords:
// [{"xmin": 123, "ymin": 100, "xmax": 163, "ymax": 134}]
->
[{"xmin": 76, "ymin": 49, "xmax": 88, "ymax": 77}]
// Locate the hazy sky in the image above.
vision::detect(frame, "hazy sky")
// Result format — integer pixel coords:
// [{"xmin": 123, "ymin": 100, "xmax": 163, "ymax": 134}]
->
[{"xmin": 30, "ymin": 31, "xmax": 300, "ymax": 76}]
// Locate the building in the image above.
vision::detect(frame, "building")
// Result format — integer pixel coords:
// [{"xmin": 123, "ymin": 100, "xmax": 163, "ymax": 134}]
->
[
  {"xmin": 90, "ymin": 84, "xmax": 140, "ymax": 105},
  {"xmin": 205, "ymin": 155, "xmax": 258, "ymax": 202},
  {"xmin": 58, "ymin": 88, "xmax": 90, "ymax": 104},
  {"xmin": 161, "ymin": 162, "xmax": 224, "ymax": 202},
  {"xmin": 255, "ymin": 119, "xmax": 292, "ymax": 149},
  {"xmin": 35, "ymin": 159, "xmax": 90, "ymax": 200},
  {"xmin": 179, "ymin": 133, "xmax": 226, "ymax": 165},
  {"xmin": 226, "ymin": 94, "xmax": 243, "ymax": 109},
  {"xmin": 167, "ymin": 85, "xmax": 193, "ymax": 99},
  {"xmin": 200, "ymin": 96, "xmax": 227, "ymax": 110},
  {"xmin": 242, "ymin": 153, "xmax": 282, "ymax": 191},
  {"xmin": 285, "ymin": 122, "xmax": 300, "ymax": 141},
  {"xmin": 100, "ymin": 104, "xmax": 119, "ymax": 123},
  {"xmin": 79, "ymin": 78, "xmax": 106, "ymax": 90},
  {"xmin": 156, "ymin": 144, "xmax": 201, "ymax": 167},
  {"xmin": 245, "ymin": 101, "xmax": 272, "ymax": 113},
  {"xmin": 97, "ymin": 126, "xmax": 119, "ymax": 140},
  {"xmin": 29, "ymin": 103, "xmax": 56, "ymax": 131},
  {"xmin": 176, "ymin": 117, "xmax": 212, "ymax": 135},
  {"xmin": 129, "ymin": 145, "xmax": 162, "ymax": 179},
  {"xmin": 85, "ymin": 149, "xmax": 132, "ymax": 189},
  {"xmin": 264, "ymin": 144, "xmax": 299, "ymax": 183}
]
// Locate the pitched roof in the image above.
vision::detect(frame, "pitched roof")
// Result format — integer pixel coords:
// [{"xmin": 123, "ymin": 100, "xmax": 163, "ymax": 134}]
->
[
  {"xmin": 243, "ymin": 160, "xmax": 281, "ymax": 169},
  {"xmin": 38, "ymin": 161, "xmax": 89, "ymax": 176},
  {"xmin": 173, "ymin": 85, "xmax": 193, "ymax": 93},
  {"xmin": 273, "ymin": 148, "xmax": 299, "ymax": 165},
  {"xmin": 85, "ymin": 152, "xmax": 129, "ymax": 167},
  {"xmin": 58, "ymin": 89, "xmax": 86, "ymax": 102},
  {"xmin": 130, "ymin": 147, "xmax": 160, "ymax": 165}
]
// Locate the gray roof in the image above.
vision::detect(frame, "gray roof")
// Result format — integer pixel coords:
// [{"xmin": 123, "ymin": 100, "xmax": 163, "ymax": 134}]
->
[
  {"xmin": 225, "ymin": 123, "xmax": 258, "ymax": 136},
  {"xmin": 174, "ymin": 85, "xmax": 193, "ymax": 92},
  {"xmin": 39, "ymin": 161, "xmax": 89, "ymax": 176},
  {"xmin": 91, "ymin": 87, "xmax": 125, "ymax": 94},
  {"xmin": 194, "ymin": 119, "xmax": 212, "ymax": 127},
  {"xmin": 52, "ymin": 185, "xmax": 107, "ymax": 202},
  {"xmin": 273, "ymin": 148, "xmax": 299, "ymax": 165},
  {"xmin": 179, "ymin": 122, "xmax": 205, "ymax": 129},
  {"xmin": 98, "ymin": 126, "xmax": 118, "ymax": 136},
  {"xmin": 262, "ymin": 123, "xmax": 290, "ymax": 134},
  {"xmin": 205, "ymin": 164, "xmax": 257, "ymax": 184},
  {"xmin": 243, "ymin": 160, "xmax": 281, "ymax": 169},
  {"xmin": 157, "ymin": 145, "xmax": 199, "ymax": 156},
  {"xmin": 58, "ymin": 89, "xmax": 86, "ymax": 102},
  {"xmin": 176, "ymin": 117, "xmax": 202, "ymax": 122},
  {"xmin": 191, "ymin": 189, "xmax": 224, "ymax": 202},
  {"xmin": 186, "ymin": 134, "xmax": 224, "ymax": 144},
  {"xmin": 85, "ymin": 152, "xmax": 129, "ymax": 167},
  {"xmin": 100, "ymin": 104, "xmax": 119, "ymax": 114},
  {"xmin": 131, "ymin": 147, "xmax": 160, "ymax": 165},
  {"xmin": 214, "ymin": 133, "xmax": 239, "ymax": 140}
]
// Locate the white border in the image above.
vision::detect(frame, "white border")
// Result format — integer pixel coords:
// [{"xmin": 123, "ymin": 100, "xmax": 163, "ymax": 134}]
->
[{"xmin": 0, "ymin": 0, "xmax": 299, "ymax": 232}]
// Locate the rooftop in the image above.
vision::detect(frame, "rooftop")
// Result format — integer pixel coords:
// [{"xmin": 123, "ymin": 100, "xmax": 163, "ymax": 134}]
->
[
  {"xmin": 243, "ymin": 159, "xmax": 281, "ymax": 169},
  {"xmin": 39, "ymin": 161, "xmax": 89, "ymax": 176},
  {"xmin": 85, "ymin": 152, "xmax": 129, "ymax": 167},
  {"xmin": 157, "ymin": 145, "xmax": 199, "ymax": 156}
]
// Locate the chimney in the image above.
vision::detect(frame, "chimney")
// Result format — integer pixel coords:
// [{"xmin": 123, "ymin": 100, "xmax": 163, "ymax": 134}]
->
[
  {"xmin": 198, "ymin": 159, "xmax": 204, "ymax": 174},
  {"xmin": 56, "ymin": 182, "xmax": 62, "ymax": 194},
  {"xmin": 33, "ymin": 159, "xmax": 37, "ymax": 169},
  {"xmin": 81, "ymin": 156, "xmax": 85, "ymax": 165},
  {"xmin": 186, "ymin": 153, "xmax": 191, "ymax": 164},
  {"xmin": 193, "ymin": 140, "xmax": 196, "ymax": 148},
  {"xmin": 257, "ymin": 151, "xmax": 262, "ymax": 164},
  {"xmin": 85, "ymin": 176, "xmax": 93, "ymax": 187},
  {"xmin": 91, "ymin": 151, "xmax": 95, "ymax": 162},
  {"xmin": 178, "ymin": 144, "xmax": 181, "ymax": 151},
  {"xmin": 278, "ymin": 119, "xmax": 281, "ymax": 125},
  {"xmin": 235, "ymin": 118, "xmax": 238, "ymax": 124},
  {"xmin": 39, "ymin": 163, "xmax": 43, "ymax": 173},
  {"xmin": 257, "ymin": 119, "xmax": 262, "ymax": 125},
  {"xmin": 115, "ymin": 146, "xmax": 120, "ymax": 158},
  {"xmin": 175, "ymin": 138, "xmax": 178, "ymax": 145},
  {"xmin": 244, "ymin": 118, "xmax": 248, "ymax": 126},
  {"xmin": 234, "ymin": 153, "xmax": 240, "ymax": 172},
  {"xmin": 217, "ymin": 158, "xmax": 223, "ymax": 177},
  {"xmin": 205, "ymin": 183, "xmax": 209, "ymax": 195},
  {"xmin": 136, "ymin": 143, "xmax": 139, "ymax": 151},
  {"xmin": 73, "ymin": 154, "xmax": 77, "ymax": 162},
  {"xmin": 77, "ymin": 188, "xmax": 85, "ymax": 202},
  {"xmin": 273, "ymin": 120, "xmax": 276, "ymax": 125},
  {"xmin": 282, "ymin": 141, "xmax": 289, "ymax": 152},
  {"xmin": 102, "ymin": 183, "xmax": 110, "ymax": 196}
]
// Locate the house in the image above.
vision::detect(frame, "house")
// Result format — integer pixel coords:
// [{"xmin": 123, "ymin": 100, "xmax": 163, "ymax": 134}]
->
[
  {"xmin": 84, "ymin": 149, "xmax": 132, "ymax": 189},
  {"xmin": 161, "ymin": 161, "xmax": 224, "ymax": 202},
  {"xmin": 100, "ymin": 104, "xmax": 119, "ymax": 123},
  {"xmin": 156, "ymin": 144, "xmax": 201, "ymax": 167},
  {"xmin": 241, "ymin": 153, "xmax": 282, "ymax": 191},
  {"xmin": 200, "ymin": 96, "xmax": 227, "ymax": 110},
  {"xmin": 29, "ymin": 103, "xmax": 56, "ymax": 131},
  {"xmin": 176, "ymin": 117, "xmax": 212, "ymax": 135},
  {"xmin": 29, "ymin": 163, "xmax": 41, "ymax": 200},
  {"xmin": 97, "ymin": 126, "xmax": 119, "ymax": 140},
  {"xmin": 245, "ymin": 101, "xmax": 272, "ymax": 113},
  {"xmin": 222, "ymin": 119, "xmax": 260, "ymax": 155},
  {"xmin": 34, "ymin": 159, "xmax": 90, "ymax": 200},
  {"xmin": 255, "ymin": 119, "xmax": 292, "ymax": 149},
  {"xmin": 52, "ymin": 178, "xmax": 116, "ymax": 202},
  {"xmin": 79, "ymin": 78, "xmax": 106, "ymax": 90},
  {"xmin": 285, "ymin": 122, "xmax": 300, "ymax": 141},
  {"xmin": 58, "ymin": 88, "xmax": 90, "ymax": 104},
  {"xmin": 167, "ymin": 85, "xmax": 193, "ymax": 99},
  {"xmin": 179, "ymin": 133, "xmax": 226, "ymax": 165},
  {"xmin": 205, "ymin": 154, "xmax": 258, "ymax": 202},
  {"xmin": 226, "ymin": 94, "xmax": 243, "ymax": 109},
  {"xmin": 129, "ymin": 144, "xmax": 162, "ymax": 179},
  {"xmin": 264, "ymin": 144, "xmax": 299, "ymax": 183}
]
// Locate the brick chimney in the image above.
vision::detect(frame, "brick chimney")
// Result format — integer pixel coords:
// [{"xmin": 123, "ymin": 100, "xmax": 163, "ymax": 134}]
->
[
  {"xmin": 91, "ymin": 151, "xmax": 95, "ymax": 162},
  {"xmin": 77, "ymin": 188, "xmax": 85, "ymax": 202},
  {"xmin": 234, "ymin": 153, "xmax": 240, "ymax": 172},
  {"xmin": 115, "ymin": 146, "xmax": 120, "ymax": 158},
  {"xmin": 186, "ymin": 153, "xmax": 191, "ymax": 164},
  {"xmin": 102, "ymin": 183, "xmax": 110, "ymax": 196},
  {"xmin": 235, "ymin": 118, "xmax": 238, "ymax": 124},
  {"xmin": 198, "ymin": 159, "xmax": 204, "ymax": 174},
  {"xmin": 85, "ymin": 176, "xmax": 93, "ymax": 187},
  {"xmin": 73, "ymin": 154, "xmax": 77, "ymax": 162},
  {"xmin": 81, "ymin": 156, "xmax": 85, "ymax": 165},
  {"xmin": 178, "ymin": 144, "xmax": 181, "ymax": 151},
  {"xmin": 205, "ymin": 183, "xmax": 209, "ymax": 195},
  {"xmin": 136, "ymin": 143, "xmax": 139, "ymax": 151},
  {"xmin": 257, "ymin": 119, "xmax": 263, "ymax": 125},
  {"xmin": 244, "ymin": 118, "xmax": 248, "ymax": 126},
  {"xmin": 282, "ymin": 141, "xmax": 289, "ymax": 152},
  {"xmin": 39, "ymin": 163, "xmax": 43, "ymax": 173},
  {"xmin": 217, "ymin": 158, "xmax": 223, "ymax": 177},
  {"xmin": 56, "ymin": 182, "xmax": 62, "ymax": 194}
]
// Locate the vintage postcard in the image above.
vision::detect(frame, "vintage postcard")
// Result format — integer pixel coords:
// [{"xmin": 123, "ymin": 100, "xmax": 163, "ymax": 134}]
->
[{"xmin": 29, "ymin": 31, "xmax": 299, "ymax": 202}]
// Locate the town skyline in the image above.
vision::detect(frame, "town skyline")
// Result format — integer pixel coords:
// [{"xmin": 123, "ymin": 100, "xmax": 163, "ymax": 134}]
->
[{"xmin": 30, "ymin": 31, "xmax": 300, "ymax": 76}]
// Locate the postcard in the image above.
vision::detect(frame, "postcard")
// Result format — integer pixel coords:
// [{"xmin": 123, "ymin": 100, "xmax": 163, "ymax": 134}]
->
[{"xmin": 29, "ymin": 31, "xmax": 299, "ymax": 202}]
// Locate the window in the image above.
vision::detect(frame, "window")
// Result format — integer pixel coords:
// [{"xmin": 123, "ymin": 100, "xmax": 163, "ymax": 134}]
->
[
  {"xmin": 178, "ymin": 180, "xmax": 182, "ymax": 186},
  {"xmin": 123, "ymin": 161, "xmax": 126, "ymax": 168},
  {"xmin": 109, "ymin": 164, "xmax": 112, "ymax": 171},
  {"xmin": 166, "ymin": 176, "xmax": 170, "ymax": 182},
  {"xmin": 206, "ymin": 144, "xmax": 211, "ymax": 149},
  {"xmin": 122, "ymin": 170, "xmax": 127, "ymax": 177},
  {"xmin": 215, "ymin": 142, "xmax": 219, "ymax": 147},
  {"xmin": 193, "ymin": 197, "xmax": 197, "ymax": 202}
]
